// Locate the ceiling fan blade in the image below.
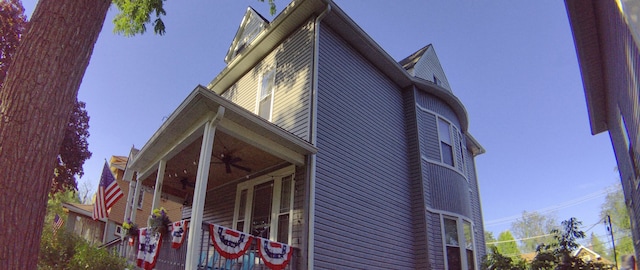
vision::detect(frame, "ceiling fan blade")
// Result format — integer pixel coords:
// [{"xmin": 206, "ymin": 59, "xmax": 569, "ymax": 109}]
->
[
  {"xmin": 231, "ymin": 163, "xmax": 252, "ymax": 172},
  {"xmin": 230, "ymin": 157, "xmax": 242, "ymax": 163},
  {"xmin": 225, "ymin": 163, "xmax": 232, "ymax": 173}
]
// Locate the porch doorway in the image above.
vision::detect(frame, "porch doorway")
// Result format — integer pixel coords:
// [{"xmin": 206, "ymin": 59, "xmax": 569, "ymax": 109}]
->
[{"xmin": 233, "ymin": 166, "xmax": 295, "ymax": 244}]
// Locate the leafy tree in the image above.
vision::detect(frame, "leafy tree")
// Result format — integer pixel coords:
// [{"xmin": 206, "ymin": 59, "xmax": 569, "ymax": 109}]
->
[
  {"xmin": 511, "ymin": 211, "xmax": 559, "ymax": 253},
  {"xmin": 481, "ymin": 246, "xmax": 528, "ymax": 270},
  {"xmin": 590, "ymin": 232, "xmax": 609, "ymax": 261},
  {"xmin": 0, "ymin": 1, "xmax": 277, "ymax": 267},
  {"xmin": 39, "ymin": 189, "xmax": 129, "ymax": 269},
  {"xmin": 497, "ymin": 230, "xmax": 521, "ymax": 257},
  {"xmin": 485, "ymin": 231, "xmax": 497, "ymax": 251},
  {"xmin": 0, "ymin": 0, "xmax": 26, "ymax": 89},
  {"xmin": 531, "ymin": 218, "xmax": 612, "ymax": 270},
  {"xmin": 52, "ymin": 100, "xmax": 92, "ymax": 193},
  {"xmin": 600, "ymin": 183, "xmax": 634, "ymax": 263}
]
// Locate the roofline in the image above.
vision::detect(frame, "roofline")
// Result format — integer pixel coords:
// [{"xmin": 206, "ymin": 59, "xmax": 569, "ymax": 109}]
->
[
  {"xmin": 207, "ymin": 0, "xmax": 471, "ymax": 132},
  {"xmin": 565, "ymin": 0, "xmax": 608, "ymax": 135}
]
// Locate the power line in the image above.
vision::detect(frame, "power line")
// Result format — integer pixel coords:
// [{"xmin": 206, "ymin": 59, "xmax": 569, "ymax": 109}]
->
[
  {"xmin": 486, "ymin": 233, "xmax": 556, "ymax": 245},
  {"xmin": 485, "ymin": 188, "xmax": 613, "ymax": 227}
]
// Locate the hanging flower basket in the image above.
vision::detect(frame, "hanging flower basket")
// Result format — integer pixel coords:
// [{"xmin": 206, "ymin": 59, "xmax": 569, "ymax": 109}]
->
[
  {"xmin": 123, "ymin": 218, "xmax": 139, "ymax": 238},
  {"xmin": 148, "ymin": 207, "xmax": 171, "ymax": 235}
]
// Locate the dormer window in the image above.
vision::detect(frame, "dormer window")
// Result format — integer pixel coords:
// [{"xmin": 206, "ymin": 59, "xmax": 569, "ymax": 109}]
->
[{"xmin": 433, "ymin": 75, "xmax": 441, "ymax": 86}]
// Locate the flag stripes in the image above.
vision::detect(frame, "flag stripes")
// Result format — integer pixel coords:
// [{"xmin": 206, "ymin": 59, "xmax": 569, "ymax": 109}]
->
[
  {"xmin": 53, "ymin": 214, "xmax": 64, "ymax": 233},
  {"xmin": 93, "ymin": 161, "xmax": 124, "ymax": 220}
]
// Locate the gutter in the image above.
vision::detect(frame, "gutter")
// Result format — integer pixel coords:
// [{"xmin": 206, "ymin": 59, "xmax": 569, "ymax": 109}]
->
[{"xmin": 307, "ymin": 3, "xmax": 331, "ymax": 270}]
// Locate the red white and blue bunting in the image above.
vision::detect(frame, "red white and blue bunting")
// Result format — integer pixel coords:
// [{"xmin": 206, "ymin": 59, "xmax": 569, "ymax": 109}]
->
[
  {"xmin": 257, "ymin": 237, "xmax": 293, "ymax": 270},
  {"xmin": 136, "ymin": 227, "xmax": 162, "ymax": 270},
  {"xmin": 209, "ymin": 224, "xmax": 253, "ymax": 260},
  {"xmin": 170, "ymin": 220, "xmax": 189, "ymax": 249}
]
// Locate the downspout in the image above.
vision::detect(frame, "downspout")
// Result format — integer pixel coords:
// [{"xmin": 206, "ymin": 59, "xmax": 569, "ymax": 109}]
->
[{"xmin": 307, "ymin": 3, "xmax": 331, "ymax": 270}]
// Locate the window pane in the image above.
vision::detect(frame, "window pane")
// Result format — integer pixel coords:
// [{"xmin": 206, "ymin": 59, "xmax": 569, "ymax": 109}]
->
[
  {"xmin": 280, "ymin": 175, "xmax": 292, "ymax": 213},
  {"xmin": 137, "ymin": 191, "xmax": 144, "ymax": 209},
  {"xmin": 277, "ymin": 213, "xmax": 289, "ymax": 244},
  {"xmin": 251, "ymin": 181, "xmax": 273, "ymax": 238},
  {"xmin": 259, "ymin": 96, "xmax": 271, "ymax": 119},
  {"xmin": 447, "ymin": 246, "xmax": 462, "ymax": 270},
  {"xmin": 464, "ymin": 221, "xmax": 473, "ymax": 249},
  {"xmin": 442, "ymin": 142, "xmax": 454, "ymax": 166},
  {"xmin": 444, "ymin": 218, "xmax": 458, "ymax": 246},
  {"xmin": 438, "ymin": 118, "xmax": 451, "ymax": 144},
  {"xmin": 467, "ymin": 249, "xmax": 475, "ymax": 270},
  {"xmin": 238, "ymin": 190, "xmax": 247, "ymax": 218}
]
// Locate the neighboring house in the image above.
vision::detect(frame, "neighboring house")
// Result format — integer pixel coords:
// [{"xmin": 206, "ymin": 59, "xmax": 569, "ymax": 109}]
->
[
  {"xmin": 123, "ymin": 0, "xmax": 485, "ymax": 269},
  {"xmin": 62, "ymin": 156, "xmax": 181, "ymax": 245},
  {"xmin": 565, "ymin": 0, "xmax": 640, "ymax": 267},
  {"xmin": 520, "ymin": 245, "xmax": 613, "ymax": 265}
]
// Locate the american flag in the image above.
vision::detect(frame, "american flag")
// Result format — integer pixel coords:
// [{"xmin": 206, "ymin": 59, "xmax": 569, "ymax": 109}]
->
[
  {"xmin": 53, "ymin": 214, "xmax": 64, "ymax": 233},
  {"xmin": 93, "ymin": 161, "xmax": 124, "ymax": 220}
]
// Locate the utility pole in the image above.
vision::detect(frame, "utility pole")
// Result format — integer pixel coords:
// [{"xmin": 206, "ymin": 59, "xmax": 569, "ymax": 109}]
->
[{"xmin": 605, "ymin": 214, "xmax": 618, "ymax": 270}]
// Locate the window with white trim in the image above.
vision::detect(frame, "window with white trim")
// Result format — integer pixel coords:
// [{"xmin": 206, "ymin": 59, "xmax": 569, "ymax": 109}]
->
[
  {"xmin": 443, "ymin": 216, "xmax": 475, "ymax": 270},
  {"xmin": 233, "ymin": 167, "xmax": 294, "ymax": 244},
  {"xmin": 257, "ymin": 68, "xmax": 275, "ymax": 121},
  {"xmin": 438, "ymin": 118, "xmax": 455, "ymax": 166},
  {"xmin": 136, "ymin": 190, "xmax": 144, "ymax": 209}
]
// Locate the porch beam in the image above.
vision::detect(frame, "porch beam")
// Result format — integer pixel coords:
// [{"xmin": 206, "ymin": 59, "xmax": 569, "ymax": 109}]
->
[
  {"xmin": 136, "ymin": 112, "xmax": 214, "ymax": 181},
  {"xmin": 218, "ymin": 118, "xmax": 306, "ymax": 165},
  {"xmin": 185, "ymin": 107, "xmax": 225, "ymax": 270},
  {"xmin": 151, "ymin": 159, "xmax": 166, "ymax": 211}
]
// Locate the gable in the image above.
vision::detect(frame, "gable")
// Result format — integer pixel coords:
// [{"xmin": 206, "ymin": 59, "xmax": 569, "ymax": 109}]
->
[
  {"xmin": 225, "ymin": 7, "xmax": 269, "ymax": 64},
  {"xmin": 400, "ymin": 44, "xmax": 452, "ymax": 92}
]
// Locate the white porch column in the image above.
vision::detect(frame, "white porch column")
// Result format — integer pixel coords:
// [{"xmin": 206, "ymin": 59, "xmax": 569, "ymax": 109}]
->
[
  {"xmin": 130, "ymin": 177, "xmax": 142, "ymax": 223},
  {"xmin": 185, "ymin": 107, "xmax": 225, "ymax": 270},
  {"xmin": 123, "ymin": 180, "xmax": 135, "ymax": 223},
  {"xmin": 151, "ymin": 160, "xmax": 167, "ymax": 212}
]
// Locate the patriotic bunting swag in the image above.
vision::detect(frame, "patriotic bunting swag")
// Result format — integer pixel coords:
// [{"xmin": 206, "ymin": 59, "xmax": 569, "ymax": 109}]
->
[
  {"xmin": 136, "ymin": 228, "xmax": 162, "ymax": 270},
  {"xmin": 209, "ymin": 224, "xmax": 253, "ymax": 260},
  {"xmin": 257, "ymin": 237, "xmax": 293, "ymax": 270},
  {"xmin": 171, "ymin": 220, "xmax": 188, "ymax": 249}
]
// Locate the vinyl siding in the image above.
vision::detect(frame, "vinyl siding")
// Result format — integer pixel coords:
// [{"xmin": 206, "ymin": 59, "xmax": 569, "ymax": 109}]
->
[
  {"xmin": 412, "ymin": 46, "xmax": 452, "ymax": 92},
  {"xmin": 314, "ymin": 26, "xmax": 415, "ymax": 269},
  {"xmin": 403, "ymin": 88, "xmax": 429, "ymax": 268},
  {"xmin": 221, "ymin": 20, "xmax": 314, "ymax": 141}
]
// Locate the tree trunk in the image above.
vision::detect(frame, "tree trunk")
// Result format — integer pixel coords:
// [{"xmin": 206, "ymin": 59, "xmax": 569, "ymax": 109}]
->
[{"xmin": 0, "ymin": 0, "xmax": 111, "ymax": 268}]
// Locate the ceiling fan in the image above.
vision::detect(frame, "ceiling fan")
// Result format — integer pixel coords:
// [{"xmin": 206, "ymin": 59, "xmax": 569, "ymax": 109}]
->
[
  {"xmin": 211, "ymin": 148, "xmax": 251, "ymax": 174},
  {"xmin": 180, "ymin": 177, "xmax": 195, "ymax": 190}
]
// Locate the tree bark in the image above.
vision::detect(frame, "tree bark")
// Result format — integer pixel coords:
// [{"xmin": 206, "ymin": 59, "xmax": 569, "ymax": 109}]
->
[{"xmin": 0, "ymin": 0, "xmax": 111, "ymax": 268}]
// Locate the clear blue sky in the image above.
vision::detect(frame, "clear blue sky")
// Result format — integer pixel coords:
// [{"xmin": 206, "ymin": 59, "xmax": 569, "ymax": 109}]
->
[{"xmin": 22, "ymin": 1, "xmax": 619, "ymax": 245}]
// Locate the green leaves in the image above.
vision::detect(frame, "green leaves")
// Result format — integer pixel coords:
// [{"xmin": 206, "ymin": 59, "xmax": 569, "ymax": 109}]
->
[{"xmin": 112, "ymin": 0, "xmax": 167, "ymax": 36}]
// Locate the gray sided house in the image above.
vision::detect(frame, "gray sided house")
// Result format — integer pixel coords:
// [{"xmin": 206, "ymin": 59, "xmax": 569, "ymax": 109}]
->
[
  {"xmin": 122, "ymin": 0, "xmax": 485, "ymax": 269},
  {"xmin": 566, "ymin": 0, "xmax": 640, "ymax": 266}
]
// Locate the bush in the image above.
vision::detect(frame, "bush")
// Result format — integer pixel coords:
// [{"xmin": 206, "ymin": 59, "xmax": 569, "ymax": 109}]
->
[{"xmin": 38, "ymin": 223, "xmax": 129, "ymax": 270}]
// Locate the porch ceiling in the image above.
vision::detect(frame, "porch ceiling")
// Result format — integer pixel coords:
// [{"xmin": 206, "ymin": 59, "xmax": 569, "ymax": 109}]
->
[{"xmin": 128, "ymin": 85, "xmax": 317, "ymax": 199}]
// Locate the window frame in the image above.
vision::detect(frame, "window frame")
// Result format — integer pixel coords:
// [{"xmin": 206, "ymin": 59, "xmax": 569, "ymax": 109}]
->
[
  {"xmin": 232, "ymin": 166, "xmax": 294, "ymax": 244},
  {"xmin": 441, "ymin": 215, "xmax": 476, "ymax": 270},
  {"xmin": 256, "ymin": 68, "xmax": 276, "ymax": 121},
  {"xmin": 438, "ymin": 117, "xmax": 455, "ymax": 167}
]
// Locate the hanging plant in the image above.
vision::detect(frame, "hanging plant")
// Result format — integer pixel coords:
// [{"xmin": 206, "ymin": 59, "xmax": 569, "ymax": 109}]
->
[{"xmin": 148, "ymin": 207, "xmax": 171, "ymax": 235}]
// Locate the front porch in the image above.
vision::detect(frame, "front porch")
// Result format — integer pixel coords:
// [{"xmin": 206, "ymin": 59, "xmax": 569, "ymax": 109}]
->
[
  {"xmin": 122, "ymin": 86, "xmax": 316, "ymax": 269},
  {"xmin": 110, "ymin": 221, "xmax": 300, "ymax": 270}
]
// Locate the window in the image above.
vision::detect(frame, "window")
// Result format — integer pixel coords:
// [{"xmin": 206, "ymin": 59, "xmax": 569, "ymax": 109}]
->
[
  {"xmin": 620, "ymin": 113, "xmax": 640, "ymax": 185},
  {"xmin": 434, "ymin": 75, "xmax": 441, "ymax": 86},
  {"xmin": 136, "ymin": 190, "xmax": 144, "ymax": 209},
  {"xmin": 257, "ymin": 69, "xmax": 275, "ymax": 121},
  {"xmin": 115, "ymin": 225, "xmax": 123, "ymax": 236},
  {"xmin": 439, "ymin": 118, "xmax": 454, "ymax": 166},
  {"xmin": 444, "ymin": 218, "xmax": 461, "ymax": 270},
  {"xmin": 233, "ymin": 167, "xmax": 294, "ymax": 243},
  {"xmin": 464, "ymin": 221, "xmax": 475, "ymax": 270},
  {"xmin": 443, "ymin": 216, "xmax": 475, "ymax": 270}
]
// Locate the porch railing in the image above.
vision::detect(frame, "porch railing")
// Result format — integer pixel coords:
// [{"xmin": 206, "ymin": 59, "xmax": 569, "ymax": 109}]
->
[{"xmin": 111, "ymin": 222, "xmax": 299, "ymax": 270}]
